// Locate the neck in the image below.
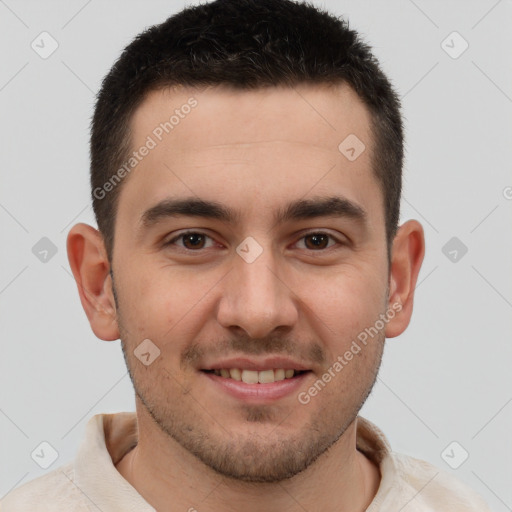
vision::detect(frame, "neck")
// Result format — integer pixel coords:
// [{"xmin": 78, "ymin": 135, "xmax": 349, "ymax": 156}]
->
[{"xmin": 115, "ymin": 405, "xmax": 380, "ymax": 512}]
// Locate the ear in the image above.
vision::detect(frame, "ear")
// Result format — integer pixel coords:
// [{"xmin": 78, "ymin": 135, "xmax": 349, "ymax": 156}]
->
[
  {"xmin": 66, "ymin": 223, "xmax": 119, "ymax": 341},
  {"xmin": 385, "ymin": 219, "xmax": 425, "ymax": 338}
]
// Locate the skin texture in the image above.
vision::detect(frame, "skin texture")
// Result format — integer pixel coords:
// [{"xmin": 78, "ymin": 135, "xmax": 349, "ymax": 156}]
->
[{"xmin": 67, "ymin": 83, "xmax": 425, "ymax": 512}]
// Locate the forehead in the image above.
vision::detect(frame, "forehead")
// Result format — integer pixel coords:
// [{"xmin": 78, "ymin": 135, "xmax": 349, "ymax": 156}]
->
[
  {"xmin": 131, "ymin": 82, "xmax": 372, "ymax": 155},
  {"xmin": 119, "ymin": 83, "xmax": 382, "ymax": 229}
]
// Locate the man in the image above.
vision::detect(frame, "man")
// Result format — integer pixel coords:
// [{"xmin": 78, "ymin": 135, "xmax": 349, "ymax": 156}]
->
[{"xmin": 2, "ymin": 0, "xmax": 491, "ymax": 510}]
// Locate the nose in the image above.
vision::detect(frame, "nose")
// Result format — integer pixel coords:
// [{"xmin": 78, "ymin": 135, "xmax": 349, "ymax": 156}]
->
[{"xmin": 216, "ymin": 243, "xmax": 299, "ymax": 339}]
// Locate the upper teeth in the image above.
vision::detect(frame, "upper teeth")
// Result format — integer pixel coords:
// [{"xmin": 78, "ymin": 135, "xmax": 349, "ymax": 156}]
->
[{"xmin": 215, "ymin": 368, "xmax": 297, "ymax": 383}]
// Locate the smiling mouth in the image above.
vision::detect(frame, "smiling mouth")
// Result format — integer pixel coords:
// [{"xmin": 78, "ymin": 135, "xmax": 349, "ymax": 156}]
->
[{"xmin": 201, "ymin": 368, "xmax": 310, "ymax": 384}]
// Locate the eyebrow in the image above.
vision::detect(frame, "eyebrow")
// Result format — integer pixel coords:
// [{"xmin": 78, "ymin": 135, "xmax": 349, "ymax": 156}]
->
[{"xmin": 139, "ymin": 195, "xmax": 367, "ymax": 230}]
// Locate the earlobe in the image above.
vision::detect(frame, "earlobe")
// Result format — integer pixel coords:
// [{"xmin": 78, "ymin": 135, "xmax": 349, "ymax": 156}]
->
[
  {"xmin": 385, "ymin": 219, "xmax": 425, "ymax": 338},
  {"xmin": 66, "ymin": 223, "xmax": 120, "ymax": 341}
]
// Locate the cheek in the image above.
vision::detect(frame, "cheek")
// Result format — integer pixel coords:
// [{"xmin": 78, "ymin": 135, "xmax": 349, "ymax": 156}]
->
[
  {"xmin": 117, "ymin": 262, "xmax": 221, "ymax": 340},
  {"xmin": 295, "ymin": 262, "xmax": 387, "ymax": 335}
]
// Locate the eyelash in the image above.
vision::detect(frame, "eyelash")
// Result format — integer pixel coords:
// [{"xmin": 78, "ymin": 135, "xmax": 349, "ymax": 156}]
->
[{"xmin": 165, "ymin": 230, "xmax": 345, "ymax": 252}]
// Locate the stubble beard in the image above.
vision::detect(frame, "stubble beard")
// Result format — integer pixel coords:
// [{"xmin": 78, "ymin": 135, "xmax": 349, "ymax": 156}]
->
[{"xmin": 113, "ymin": 279, "xmax": 385, "ymax": 483}]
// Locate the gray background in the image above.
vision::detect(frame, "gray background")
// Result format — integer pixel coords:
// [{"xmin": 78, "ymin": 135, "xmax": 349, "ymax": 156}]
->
[{"xmin": 1, "ymin": 0, "xmax": 511, "ymax": 509}]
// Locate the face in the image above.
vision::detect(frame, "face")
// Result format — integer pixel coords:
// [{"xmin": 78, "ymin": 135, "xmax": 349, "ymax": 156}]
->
[{"xmin": 108, "ymin": 83, "xmax": 392, "ymax": 482}]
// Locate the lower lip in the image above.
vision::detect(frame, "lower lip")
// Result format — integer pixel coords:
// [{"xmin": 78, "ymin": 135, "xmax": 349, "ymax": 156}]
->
[{"xmin": 201, "ymin": 371, "xmax": 311, "ymax": 403}]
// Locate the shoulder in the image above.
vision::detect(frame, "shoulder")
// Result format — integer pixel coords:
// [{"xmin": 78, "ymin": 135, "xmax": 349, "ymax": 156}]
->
[
  {"xmin": 0, "ymin": 463, "xmax": 90, "ymax": 512},
  {"xmin": 356, "ymin": 417, "xmax": 491, "ymax": 511},
  {"xmin": 390, "ymin": 452, "xmax": 491, "ymax": 511}
]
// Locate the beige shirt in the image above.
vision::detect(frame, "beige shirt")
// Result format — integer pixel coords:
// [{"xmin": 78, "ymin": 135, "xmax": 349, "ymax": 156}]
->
[{"xmin": 1, "ymin": 412, "xmax": 490, "ymax": 511}]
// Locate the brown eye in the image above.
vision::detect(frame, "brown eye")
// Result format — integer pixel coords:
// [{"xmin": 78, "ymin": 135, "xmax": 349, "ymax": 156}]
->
[
  {"xmin": 182, "ymin": 233, "xmax": 206, "ymax": 249},
  {"xmin": 301, "ymin": 233, "xmax": 337, "ymax": 250},
  {"xmin": 166, "ymin": 231, "xmax": 215, "ymax": 250}
]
